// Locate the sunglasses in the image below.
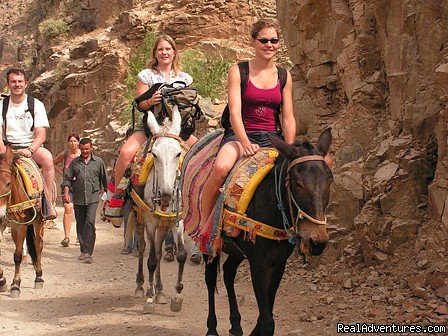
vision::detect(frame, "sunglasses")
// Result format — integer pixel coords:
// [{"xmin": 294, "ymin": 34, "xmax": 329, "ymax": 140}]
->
[{"xmin": 257, "ymin": 38, "xmax": 279, "ymax": 44}]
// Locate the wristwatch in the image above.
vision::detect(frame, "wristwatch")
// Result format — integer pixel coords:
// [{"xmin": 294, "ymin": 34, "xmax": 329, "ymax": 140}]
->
[{"xmin": 28, "ymin": 147, "xmax": 34, "ymax": 154}]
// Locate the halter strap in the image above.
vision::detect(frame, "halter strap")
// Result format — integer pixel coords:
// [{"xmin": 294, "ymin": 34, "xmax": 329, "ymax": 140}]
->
[
  {"xmin": 286, "ymin": 155, "xmax": 327, "ymax": 226},
  {"xmin": 287, "ymin": 155, "xmax": 325, "ymax": 173},
  {"xmin": 152, "ymin": 133, "xmax": 182, "ymax": 142}
]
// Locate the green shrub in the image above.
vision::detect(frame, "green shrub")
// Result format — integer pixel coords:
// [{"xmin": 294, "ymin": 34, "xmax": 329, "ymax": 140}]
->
[
  {"xmin": 120, "ymin": 32, "xmax": 157, "ymax": 123},
  {"xmin": 39, "ymin": 19, "xmax": 69, "ymax": 38},
  {"xmin": 182, "ymin": 49, "xmax": 231, "ymax": 100}
]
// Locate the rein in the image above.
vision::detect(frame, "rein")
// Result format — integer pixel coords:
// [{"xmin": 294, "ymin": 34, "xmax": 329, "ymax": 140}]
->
[
  {"xmin": 275, "ymin": 155, "xmax": 327, "ymax": 241},
  {"xmin": 147, "ymin": 132, "xmax": 183, "ymax": 222},
  {"xmin": 286, "ymin": 155, "xmax": 327, "ymax": 226},
  {"xmin": 0, "ymin": 164, "xmax": 39, "ymax": 225}
]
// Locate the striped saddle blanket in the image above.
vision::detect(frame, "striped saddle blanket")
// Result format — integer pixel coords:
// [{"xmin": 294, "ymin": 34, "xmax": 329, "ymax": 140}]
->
[{"xmin": 181, "ymin": 130, "xmax": 279, "ymax": 256}]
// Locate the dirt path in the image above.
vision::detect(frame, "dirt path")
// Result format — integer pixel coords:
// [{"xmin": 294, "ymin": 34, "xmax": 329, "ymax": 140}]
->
[
  {"xmin": 0, "ymin": 207, "xmax": 286, "ymax": 336},
  {"xmin": 1, "ymin": 207, "xmax": 447, "ymax": 336}
]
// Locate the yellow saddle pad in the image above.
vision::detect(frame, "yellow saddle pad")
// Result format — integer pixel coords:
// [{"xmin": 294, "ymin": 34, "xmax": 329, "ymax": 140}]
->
[
  {"xmin": 221, "ymin": 148, "xmax": 279, "ymax": 237},
  {"xmin": 14, "ymin": 157, "xmax": 44, "ymax": 199}
]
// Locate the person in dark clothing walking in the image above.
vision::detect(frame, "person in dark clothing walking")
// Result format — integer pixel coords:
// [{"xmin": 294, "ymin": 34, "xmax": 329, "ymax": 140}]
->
[{"xmin": 62, "ymin": 137, "xmax": 107, "ymax": 264}]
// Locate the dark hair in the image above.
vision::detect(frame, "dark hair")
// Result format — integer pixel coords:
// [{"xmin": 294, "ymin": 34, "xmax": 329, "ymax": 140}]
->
[
  {"xmin": 147, "ymin": 34, "xmax": 180, "ymax": 75},
  {"xmin": 250, "ymin": 19, "xmax": 280, "ymax": 40},
  {"xmin": 6, "ymin": 67, "xmax": 28, "ymax": 82},
  {"xmin": 79, "ymin": 137, "xmax": 92, "ymax": 146},
  {"xmin": 67, "ymin": 133, "xmax": 80, "ymax": 142}
]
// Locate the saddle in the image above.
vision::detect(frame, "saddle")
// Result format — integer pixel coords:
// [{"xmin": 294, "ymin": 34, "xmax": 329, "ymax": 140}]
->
[
  {"xmin": 9, "ymin": 157, "xmax": 44, "ymax": 213},
  {"xmin": 181, "ymin": 130, "xmax": 284, "ymax": 256}
]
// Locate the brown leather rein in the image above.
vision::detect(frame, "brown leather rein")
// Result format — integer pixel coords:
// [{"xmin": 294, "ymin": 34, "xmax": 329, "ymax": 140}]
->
[{"xmin": 286, "ymin": 155, "xmax": 327, "ymax": 227}]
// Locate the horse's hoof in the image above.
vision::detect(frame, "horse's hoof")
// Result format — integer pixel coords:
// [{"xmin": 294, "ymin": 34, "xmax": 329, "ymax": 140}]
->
[
  {"xmin": 170, "ymin": 294, "xmax": 183, "ymax": 312},
  {"xmin": 154, "ymin": 292, "xmax": 167, "ymax": 304},
  {"xmin": 10, "ymin": 288, "xmax": 20, "ymax": 298},
  {"xmin": 206, "ymin": 331, "xmax": 219, "ymax": 336},
  {"xmin": 134, "ymin": 287, "xmax": 145, "ymax": 298},
  {"xmin": 34, "ymin": 281, "xmax": 44, "ymax": 289},
  {"xmin": 143, "ymin": 298, "xmax": 155, "ymax": 314},
  {"xmin": 229, "ymin": 331, "xmax": 243, "ymax": 336}
]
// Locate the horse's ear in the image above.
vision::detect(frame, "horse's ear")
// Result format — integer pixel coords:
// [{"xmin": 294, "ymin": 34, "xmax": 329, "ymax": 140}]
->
[
  {"xmin": 146, "ymin": 111, "xmax": 161, "ymax": 135},
  {"xmin": 268, "ymin": 134, "xmax": 297, "ymax": 159},
  {"xmin": 316, "ymin": 128, "xmax": 332, "ymax": 156}
]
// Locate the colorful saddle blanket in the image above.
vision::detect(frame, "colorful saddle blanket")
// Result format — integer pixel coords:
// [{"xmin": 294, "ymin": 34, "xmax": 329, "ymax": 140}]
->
[
  {"xmin": 130, "ymin": 141, "xmax": 154, "ymax": 187},
  {"xmin": 8, "ymin": 157, "xmax": 44, "ymax": 213},
  {"xmin": 181, "ymin": 130, "xmax": 280, "ymax": 256},
  {"xmin": 14, "ymin": 157, "xmax": 44, "ymax": 199}
]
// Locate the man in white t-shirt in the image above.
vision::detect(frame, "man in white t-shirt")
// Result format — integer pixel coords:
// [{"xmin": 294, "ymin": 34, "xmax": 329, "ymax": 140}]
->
[{"xmin": 0, "ymin": 67, "xmax": 57, "ymax": 220}]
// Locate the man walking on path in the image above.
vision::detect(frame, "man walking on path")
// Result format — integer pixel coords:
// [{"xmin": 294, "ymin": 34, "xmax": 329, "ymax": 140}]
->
[{"xmin": 62, "ymin": 137, "xmax": 107, "ymax": 264}]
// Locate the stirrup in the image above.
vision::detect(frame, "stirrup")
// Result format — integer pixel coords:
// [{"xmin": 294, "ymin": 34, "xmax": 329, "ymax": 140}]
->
[{"xmin": 103, "ymin": 202, "xmax": 124, "ymax": 228}]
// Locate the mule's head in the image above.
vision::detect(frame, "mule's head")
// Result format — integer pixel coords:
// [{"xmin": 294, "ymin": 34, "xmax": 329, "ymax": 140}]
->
[
  {"xmin": 144, "ymin": 106, "xmax": 182, "ymax": 211},
  {"xmin": 0, "ymin": 146, "xmax": 13, "ymax": 221},
  {"xmin": 270, "ymin": 128, "xmax": 333, "ymax": 256}
]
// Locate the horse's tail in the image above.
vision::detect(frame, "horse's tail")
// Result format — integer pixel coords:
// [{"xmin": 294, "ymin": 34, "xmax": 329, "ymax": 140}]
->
[{"xmin": 26, "ymin": 225, "xmax": 37, "ymax": 266}]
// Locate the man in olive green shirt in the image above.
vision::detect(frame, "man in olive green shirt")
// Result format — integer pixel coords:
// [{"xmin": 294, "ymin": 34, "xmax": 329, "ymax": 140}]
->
[{"xmin": 62, "ymin": 138, "xmax": 107, "ymax": 264}]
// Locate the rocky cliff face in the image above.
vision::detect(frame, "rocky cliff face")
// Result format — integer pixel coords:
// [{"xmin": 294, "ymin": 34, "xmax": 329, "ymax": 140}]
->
[
  {"xmin": 0, "ymin": 0, "xmax": 279, "ymax": 166},
  {"xmin": 277, "ymin": 0, "xmax": 448, "ymax": 281},
  {"xmin": 1, "ymin": 0, "xmax": 448, "ymax": 285}
]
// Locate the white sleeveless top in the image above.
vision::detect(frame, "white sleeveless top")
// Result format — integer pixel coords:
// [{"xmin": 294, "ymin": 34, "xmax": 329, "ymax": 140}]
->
[{"xmin": 137, "ymin": 68, "xmax": 193, "ymax": 87}]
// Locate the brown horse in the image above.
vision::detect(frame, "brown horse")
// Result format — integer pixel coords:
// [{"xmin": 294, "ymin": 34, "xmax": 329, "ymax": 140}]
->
[{"xmin": 0, "ymin": 146, "xmax": 45, "ymax": 298}]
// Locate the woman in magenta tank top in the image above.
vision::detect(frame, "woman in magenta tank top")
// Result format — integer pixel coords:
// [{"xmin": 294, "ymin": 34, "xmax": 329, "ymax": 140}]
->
[
  {"xmin": 200, "ymin": 18, "xmax": 297, "ymax": 228},
  {"xmin": 53, "ymin": 133, "xmax": 81, "ymax": 247}
]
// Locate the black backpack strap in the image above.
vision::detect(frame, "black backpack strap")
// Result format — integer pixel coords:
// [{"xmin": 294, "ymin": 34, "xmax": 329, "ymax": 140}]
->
[
  {"xmin": 238, "ymin": 61, "xmax": 250, "ymax": 94},
  {"xmin": 277, "ymin": 66, "xmax": 287, "ymax": 90},
  {"xmin": 2, "ymin": 96, "xmax": 9, "ymax": 136},
  {"xmin": 27, "ymin": 95, "xmax": 35, "ymax": 131}
]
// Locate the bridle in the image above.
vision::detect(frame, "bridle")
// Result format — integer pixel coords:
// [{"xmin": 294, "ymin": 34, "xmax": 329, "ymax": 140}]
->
[
  {"xmin": 284, "ymin": 155, "xmax": 328, "ymax": 231},
  {"xmin": 148, "ymin": 132, "xmax": 184, "ymax": 221},
  {"xmin": 0, "ymin": 168, "xmax": 12, "ymax": 199}
]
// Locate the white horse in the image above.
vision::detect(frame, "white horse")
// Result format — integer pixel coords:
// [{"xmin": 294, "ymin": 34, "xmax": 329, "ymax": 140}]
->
[{"xmin": 129, "ymin": 105, "xmax": 187, "ymax": 313}]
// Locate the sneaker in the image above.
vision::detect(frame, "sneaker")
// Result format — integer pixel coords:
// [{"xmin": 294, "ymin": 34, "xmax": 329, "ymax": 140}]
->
[
  {"xmin": 84, "ymin": 256, "xmax": 93, "ymax": 264},
  {"xmin": 190, "ymin": 253, "xmax": 202, "ymax": 265},
  {"xmin": 103, "ymin": 176, "xmax": 128, "ymax": 227},
  {"xmin": 74, "ymin": 238, "xmax": 80, "ymax": 246},
  {"xmin": 77, "ymin": 253, "xmax": 89, "ymax": 260},
  {"xmin": 60, "ymin": 237, "xmax": 70, "ymax": 247}
]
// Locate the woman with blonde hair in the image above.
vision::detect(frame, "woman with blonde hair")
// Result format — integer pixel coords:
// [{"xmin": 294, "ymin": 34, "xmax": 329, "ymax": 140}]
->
[{"xmin": 105, "ymin": 34, "xmax": 195, "ymax": 221}]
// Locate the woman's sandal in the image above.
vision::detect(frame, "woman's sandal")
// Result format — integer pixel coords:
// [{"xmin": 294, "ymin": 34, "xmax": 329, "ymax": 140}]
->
[{"xmin": 60, "ymin": 237, "xmax": 70, "ymax": 247}]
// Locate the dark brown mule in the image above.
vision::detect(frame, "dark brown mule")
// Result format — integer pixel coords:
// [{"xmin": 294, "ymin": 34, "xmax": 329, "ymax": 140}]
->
[
  {"xmin": 201, "ymin": 128, "xmax": 333, "ymax": 336},
  {"xmin": 0, "ymin": 146, "xmax": 45, "ymax": 298}
]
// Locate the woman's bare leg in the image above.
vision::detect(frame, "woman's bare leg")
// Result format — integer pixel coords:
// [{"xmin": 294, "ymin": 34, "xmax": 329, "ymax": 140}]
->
[
  {"xmin": 114, "ymin": 131, "xmax": 148, "ymax": 187},
  {"xmin": 63, "ymin": 202, "xmax": 73, "ymax": 239}
]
